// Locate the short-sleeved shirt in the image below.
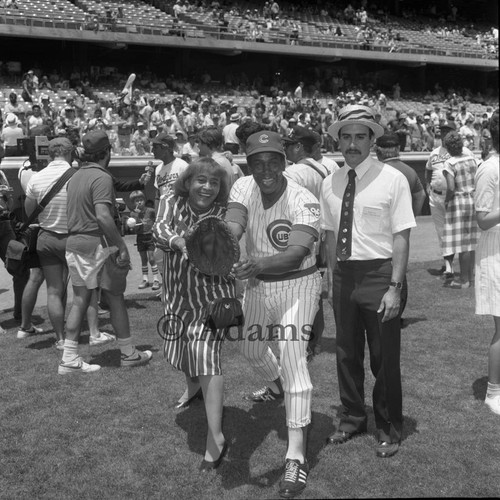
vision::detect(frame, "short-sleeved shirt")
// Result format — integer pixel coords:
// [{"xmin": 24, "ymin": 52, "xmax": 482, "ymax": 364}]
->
[
  {"xmin": 474, "ymin": 154, "xmax": 499, "ymax": 229},
  {"xmin": 66, "ymin": 162, "xmax": 115, "ymax": 256},
  {"xmin": 284, "ymin": 157, "xmax": 335, "ymax": 200},
  {"xmin": 426, "ymin": 145, "xmax": 473, "ymax": 192},
  {"xmin": 383, "ymin": 157, "xmax": 424, "ymax": 194},
  {"xmin": 320, "ymin": 156, "xmax": 416, "ymax": 261},
  {"xmin": 25, "ymin": 160, "xmax": 73, "ymax": 234},
  {"xmin": 154, "ymin": 157, "xmax": 189, "ymax": 197},
  {"xmin": 226, "ymin": 176, "xmax": 320, "ymax": 279}
]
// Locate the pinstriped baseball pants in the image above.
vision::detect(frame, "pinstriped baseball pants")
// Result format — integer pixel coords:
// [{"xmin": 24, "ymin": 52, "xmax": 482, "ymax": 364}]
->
[{"xmin": 239, "ymin": 272, "xmax": 321, "ymax": 428}]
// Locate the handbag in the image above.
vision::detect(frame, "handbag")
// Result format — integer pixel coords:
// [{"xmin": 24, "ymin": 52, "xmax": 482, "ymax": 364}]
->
[
  {"xmin": 5, "ymin": 167, "xmax": 76, "ymax": 277},
  {"xmin": 204, "ymin": 298, "xmax": 244, "ymax": 331}
]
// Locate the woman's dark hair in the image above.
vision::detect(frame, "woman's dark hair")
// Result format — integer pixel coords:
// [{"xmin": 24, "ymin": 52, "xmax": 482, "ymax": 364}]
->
[
  {"xmin": 443, "ymin": 131, "xmax": 463, "ymax": 157},
  {"xmin": 173, "ymin": 157, "xmax": 230, "ymax": 205}
]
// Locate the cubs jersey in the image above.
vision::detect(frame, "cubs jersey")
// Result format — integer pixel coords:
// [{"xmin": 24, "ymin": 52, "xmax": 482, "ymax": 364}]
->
[{"xmin": 227, "ymin": 176, "xmax": 320, "ymax": 275}]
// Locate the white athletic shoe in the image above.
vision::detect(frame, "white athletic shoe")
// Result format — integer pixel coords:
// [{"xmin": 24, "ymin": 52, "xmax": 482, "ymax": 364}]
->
[
  {"xmin": 485, "ymin": 395, "xmax": 500, "ymax": 415},
  {"xmin": 89, "ymin": 332, "xmax": 116, "ymax": 346},
  {"xmin": 58, "ymin": 357, "xmax": 101, "ymax": 375},
  {"xmin": 17, "ymin": 325, "xmax": 44, "ymax": 339}
]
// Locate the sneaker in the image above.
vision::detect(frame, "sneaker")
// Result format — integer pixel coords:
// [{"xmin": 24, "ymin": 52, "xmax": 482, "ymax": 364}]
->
[
  {"xmin": 279, "ymin": 459, "xmax": 309, "ymax": 498},
  {"xmin": 17, "ymin": 325, "xmax": 44, "ymax": 339},
  {"xmin": 151, "ymin": 280, "xmax": 161, "ymax": 291},
  {"xmin": 97, "ymin": 307, "xmax": 108, "ymax": 316},
  {"xmin": 58, "ymin": 357, "xmax": 101, "ymax": 375},
  {"xmin": 89, "ymin": 332, "xmax": 116, "ymax": 346},
  {"xmin": 138, "ymin": 280, "xmax": 150, "ymax": 289},
  {"xmin": 485, "ymin": 395, "xmax": 500, "ymax": 415},
  {"xmin": 54, "ymin": 339, "xmax": 65, "ymax": 351},
  {"xmin": 244, "ymin": 381, "xmax": 284, "ymax": 402},
  {"xmin": 121, "ymin": 349, "xmax": 152, "ymax": 368}
]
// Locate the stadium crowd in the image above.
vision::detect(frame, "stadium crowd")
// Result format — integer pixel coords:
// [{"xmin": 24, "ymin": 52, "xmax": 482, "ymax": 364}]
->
[{"xmin": 1, "ymin": 64, "xmax": 498, "ymax": 160}]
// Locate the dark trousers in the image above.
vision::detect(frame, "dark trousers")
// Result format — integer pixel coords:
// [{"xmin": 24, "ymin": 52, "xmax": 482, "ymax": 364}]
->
[{"xmin": 332, "ymin": 258, "xmax": 403, "ymax": 444}]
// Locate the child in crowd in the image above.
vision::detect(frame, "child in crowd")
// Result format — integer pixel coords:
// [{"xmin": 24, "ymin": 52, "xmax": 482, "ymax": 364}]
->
[{"xmin": 128, "ymin": 190, "xmax": 161, "ymax": 290}]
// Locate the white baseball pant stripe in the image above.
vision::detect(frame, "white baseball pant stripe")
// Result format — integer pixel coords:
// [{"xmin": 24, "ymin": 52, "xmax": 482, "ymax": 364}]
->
[
  {"xmin": 240, "ymin": 272, "xmax": 321, "ymax": 428},
  {"xmin": 429, "ymin": 190, "xmax": 448, "ymax": 250}
]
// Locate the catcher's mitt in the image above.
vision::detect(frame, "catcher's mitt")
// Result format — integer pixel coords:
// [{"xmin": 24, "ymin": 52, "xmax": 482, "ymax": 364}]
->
[{"xmin": 185, "ymin": 215, "xmax": 240, "ymax": 276}]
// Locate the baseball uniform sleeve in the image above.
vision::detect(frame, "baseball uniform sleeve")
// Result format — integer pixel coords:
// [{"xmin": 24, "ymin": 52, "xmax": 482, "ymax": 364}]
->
[
  {"xmin": 226, "ymin": 176, "xmax": 250, "ymax": 229},
  {"xmin": 288, "ymin": 189, "xmax": 320, "ymax": 250}
]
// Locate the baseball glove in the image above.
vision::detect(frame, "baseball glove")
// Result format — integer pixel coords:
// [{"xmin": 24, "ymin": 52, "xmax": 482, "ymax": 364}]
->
[{"xmin": 185, "ymin": 215, "xmax": 240, "ymax": 276}]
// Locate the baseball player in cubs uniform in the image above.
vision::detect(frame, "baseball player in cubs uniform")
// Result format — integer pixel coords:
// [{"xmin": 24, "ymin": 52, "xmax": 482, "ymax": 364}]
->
[{"xmin": 225, "ymin": 131, "xmax": 321, "ymax": 498}]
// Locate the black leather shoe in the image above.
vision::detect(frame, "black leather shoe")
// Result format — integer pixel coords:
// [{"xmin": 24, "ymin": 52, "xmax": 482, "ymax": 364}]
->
[
  {"xmin": 199, "ymin": 442, "xmax": 228, "ymax": 471},
  {"xmin": 325, "ymin": 429, "xmax": 365, "ymax": 445},
  {"xmin": 376, "ymin": 441, "xmax": 400, "ymax": 458},
  {"xmin": 174, "ymin": 388, "xmax": 203, "ymax": 409}
]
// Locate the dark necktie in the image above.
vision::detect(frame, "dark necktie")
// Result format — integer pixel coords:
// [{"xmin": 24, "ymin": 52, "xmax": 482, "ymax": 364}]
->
[{"xmin": 336, "ymin": 169, "xmax": 356, "ymax": 261}]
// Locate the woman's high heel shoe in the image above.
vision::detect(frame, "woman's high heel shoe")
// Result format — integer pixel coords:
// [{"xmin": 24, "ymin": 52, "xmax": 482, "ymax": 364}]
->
[
  {"xmin": 174, "ymin": 388, "xmax": 203, "ymax": 409},
  {"xmin": 199, "ymin": 442, "xmax": 228, "ymax": 471}
]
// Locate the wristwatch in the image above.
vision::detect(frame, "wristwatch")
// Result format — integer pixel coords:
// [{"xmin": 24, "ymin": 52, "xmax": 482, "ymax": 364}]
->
[{"xmin": 390, "ymin": 281, "xmax": 403, "ymax": 289}]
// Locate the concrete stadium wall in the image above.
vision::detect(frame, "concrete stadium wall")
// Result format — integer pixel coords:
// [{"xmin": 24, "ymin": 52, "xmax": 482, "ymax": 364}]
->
[{"xmin": 1, "ymin": 152, "xmax": 442, "ymax": 218}]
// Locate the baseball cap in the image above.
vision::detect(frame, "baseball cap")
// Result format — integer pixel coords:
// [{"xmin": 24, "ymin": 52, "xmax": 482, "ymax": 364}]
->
[
  {"xmin": 137, "ymin": 121, "xmax": 144, "ymax": 127},
  {"xmin": 288, "ymin": 117, "xmax": 298, "ymax": 124},
  {"xmin": 440, "ymin": 120, "xmax": 456, "ymax": 131},
  {"xmin": 282, "ymin": 126, "xmax": 320, "ymax": 146},
  {"xmin": 328, "ymin": 105, "xmax": 384, "ymax": 140},
  {"xmin": 151, "ymin": 132, "xmax": 175, "ymax": 148},
  {"xmin": 375, "ymin": 133, "xmax": 400, "ymax": 148},
  {"xmin": 82, "ymin": 130, "xmax": 111, "ymax": 154},
  {"xmin": 246, "ymin": 131, "xmax": 285, "ymax": 158},
  {"xmin": 48, "ymin": 137, "xmax": 73, "ymax": 155}
]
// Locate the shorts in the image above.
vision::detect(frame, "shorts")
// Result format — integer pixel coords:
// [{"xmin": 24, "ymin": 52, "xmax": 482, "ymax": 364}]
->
[
  {"xmin": 137, "ymin": 233, "xmax": 155, "ymax": 252},
  {"xmin": 66, "ymin": 243, "xmax": 128, "ymax": 295},
  {"xmin": 37, "ymin": 229, "xmax": 67, "ymax": 267}
]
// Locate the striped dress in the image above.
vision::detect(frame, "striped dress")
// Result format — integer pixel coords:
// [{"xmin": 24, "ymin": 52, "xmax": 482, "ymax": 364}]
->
[
  {"xmin": 474, "ymin": 153, "xmax": 500, "ymax": 316},
  {"xmin": 153, "ymin": 195, "xmax": 235, "ymax": 377},
  {"xmin": 442, "ymin": 154, "xmax": 479, "ymax": 255}
]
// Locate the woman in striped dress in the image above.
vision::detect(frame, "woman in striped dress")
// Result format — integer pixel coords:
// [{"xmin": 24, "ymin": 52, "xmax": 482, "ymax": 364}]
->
[
  {"xmin": 442, "ymin": 131, "xmax": 479, "ymax": 288},
  {"xmin": 153, "ymin": 157, "xmax": 234, "ymax": 468},
  {"xmin": 474, "ymin": 112, "xmax": 500, "ymax": 415}
]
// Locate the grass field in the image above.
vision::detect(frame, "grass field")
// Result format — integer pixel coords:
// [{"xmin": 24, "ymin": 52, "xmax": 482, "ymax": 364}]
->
[{"xmin": 1, "ymin": 253, "xmax": 499, "ymax": 499}]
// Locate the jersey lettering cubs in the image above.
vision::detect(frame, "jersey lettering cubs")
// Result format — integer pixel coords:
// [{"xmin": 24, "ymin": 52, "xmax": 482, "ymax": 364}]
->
[{"xmin": 228, "ymin": 176, "xmax": 320, "ymax": 270}]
